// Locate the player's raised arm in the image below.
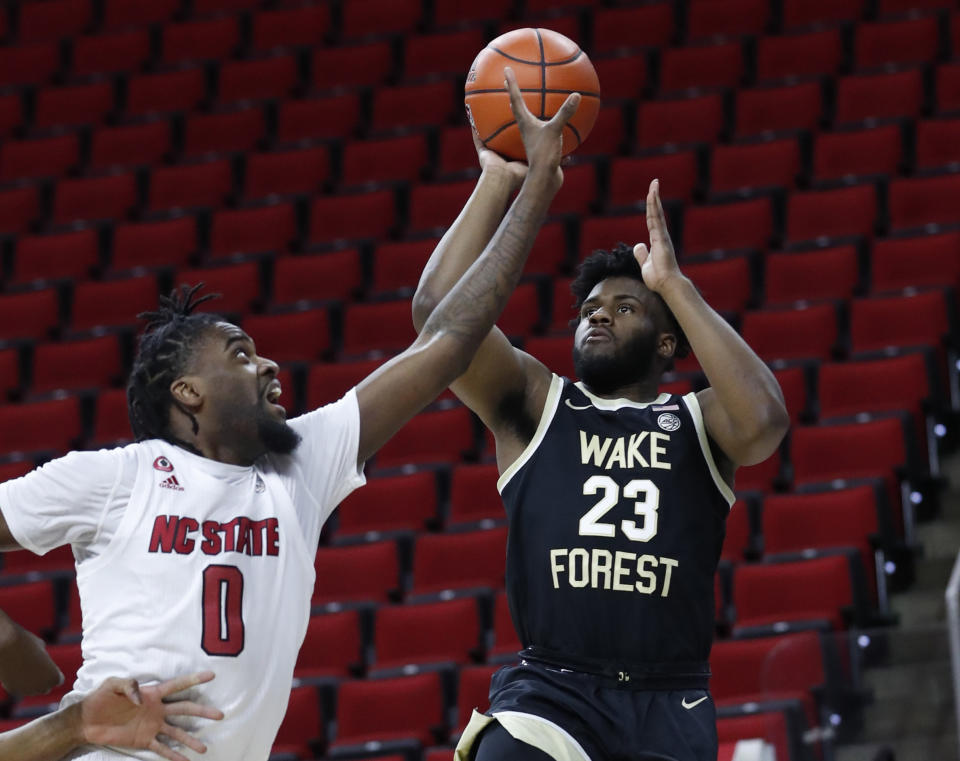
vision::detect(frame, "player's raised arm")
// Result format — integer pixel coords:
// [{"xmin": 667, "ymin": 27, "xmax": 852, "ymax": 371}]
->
[
  {"xmin": 637, "ymin": 180, "xmax": 789, "ymax": 466},
  {"xmin": 354, "ymin": 68, "xmax": 579, "ymax": 465},
  {"xmin": 0, "ymin": 671, "xmax": 224, "ymax": 761}
]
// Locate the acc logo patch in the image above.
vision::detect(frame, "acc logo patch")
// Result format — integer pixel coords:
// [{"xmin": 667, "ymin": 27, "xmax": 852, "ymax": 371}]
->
[
  {"xmin": 657, "ymin": 412, "xmax": 681, "ymax": 432},
  {"xmin": 153, "ymin": 456, "xmax": 174, "ymax": 472}
]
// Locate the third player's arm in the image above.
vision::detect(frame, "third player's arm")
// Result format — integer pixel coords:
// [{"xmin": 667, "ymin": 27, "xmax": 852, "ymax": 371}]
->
[
  {"xmin": 640, "ymin": 181, "xmax": 789, "ymax": 466},
  {"xmin": 354, "ymin": 70, "xmax": 576, "ymax": 465}
]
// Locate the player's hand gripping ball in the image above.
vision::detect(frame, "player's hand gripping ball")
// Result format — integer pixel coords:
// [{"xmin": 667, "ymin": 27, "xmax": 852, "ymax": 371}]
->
[{"xmin": 465, "ymin": 27, "xmax": 601, "ymax": 161}]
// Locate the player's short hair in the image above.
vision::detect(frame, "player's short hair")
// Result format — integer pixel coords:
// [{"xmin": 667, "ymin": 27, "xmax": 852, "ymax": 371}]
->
[
  {"xmin": 127, "ymin": 283, "xmax": 222, "ymax": 447},
  {"xmin": 569, "ymin": 242, "xmax": 691, "ymax": 360}
]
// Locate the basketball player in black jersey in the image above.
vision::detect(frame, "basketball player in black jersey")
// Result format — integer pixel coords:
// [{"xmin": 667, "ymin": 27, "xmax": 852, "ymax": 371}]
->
[{"xmin": 412, "ymin": 127, "xmax": 789, "ymax": 759}]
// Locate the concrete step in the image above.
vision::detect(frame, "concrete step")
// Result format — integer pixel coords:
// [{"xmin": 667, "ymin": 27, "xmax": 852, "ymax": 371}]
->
[
  {"xmin": 834, "ymin": 733, "xmax": 958, "ymax": 761},
  {"xmin": 916, "ymin": 519, "xmax": 960, "ymax": 562},
  {"xmin": 912, "ymin": 555, "xmax": 957, "ymax": 591},
  {"xmin": 879, "ymin": 627, "xmax": 952, "ymax": 666},
  {"xmin": 861, "ymin": 660, "xmax": 953, "ymax": 703},
  {"xmin": 890, "ymin": 588, "xmax": 946, "ymax": 626}
]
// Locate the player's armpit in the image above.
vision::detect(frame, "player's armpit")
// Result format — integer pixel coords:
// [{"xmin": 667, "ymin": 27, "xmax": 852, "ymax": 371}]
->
[{"xmin": 0, "ymin": 507, "xmax": 24, "ymax": 551}]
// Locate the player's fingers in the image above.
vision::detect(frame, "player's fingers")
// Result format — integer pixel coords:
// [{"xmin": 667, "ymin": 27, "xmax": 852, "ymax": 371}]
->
[
  {"xmin": 158, "ymin": 671, "xmax": 215, "ymax": 698},
  {"xmin": 503, "ymin": 67, "xmax": 531, "ymax": 124},
  {"xmin": 115, "ymin": 678, "xmax": 142, "ymax": 706},
  {"xmin": 471, "ymin": 128, "xmax": 485, "ymax": 155},
  {"xmin": 633, "ymin": 242, "xmax": 649, "ymax": 266},
  {"xmin": 645, "ymin": 179, "xmax": 666, "ymax": 235},
  {"xmin": 548, "ymin": 91, "xmax": 581, "ymax": 128},
  {"xmin": 163, "ymin": 723, "xmax": 208, "ymax": 754},
  {"xmin": 148, "ymin": 737, "xmax": 188, "ymax": 761},
  {"xmin": 165, "ymin": 701, "xmax": 224, "ymax": 721}
]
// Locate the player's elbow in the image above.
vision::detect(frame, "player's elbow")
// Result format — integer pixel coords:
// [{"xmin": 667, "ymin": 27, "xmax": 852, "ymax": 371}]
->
[
  {"xmin": 411, "ymin": 290, "xmax": 440, "ymax": 333},
  {"xmin": 738, "ymin": 401, "xmax": 790, "ymax": 466}
]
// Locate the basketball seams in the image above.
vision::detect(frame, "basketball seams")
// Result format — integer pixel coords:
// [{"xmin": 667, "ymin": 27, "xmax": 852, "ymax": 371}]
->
[
  {"xmin": 535, "ymin": 28, "xmax": 546, "ymax": 119},
  {"xmin": 485, "ymin": 47, "xmax": 585, "ymax": 67}
]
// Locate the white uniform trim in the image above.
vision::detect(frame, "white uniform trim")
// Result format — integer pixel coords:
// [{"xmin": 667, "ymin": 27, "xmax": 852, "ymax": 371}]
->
[
  {"xmin": 681, "ymin": 391, "xmax": 736, "ymax": 508},
  {"xmin": 454, "ymin": 709, "xmax": 592, "ymax": 761},
  {"xmin": 497, "ymin": 374, "xmax": 564, "ymax": 493},
  {"xmin": 573, "ymin": 382, "xmax": 672, "ymax": 410}
]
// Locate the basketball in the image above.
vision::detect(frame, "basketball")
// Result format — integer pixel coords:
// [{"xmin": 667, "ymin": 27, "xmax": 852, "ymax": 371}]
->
[{"xmin": 465, "ymin": 28, "xmax": 601, "ymax": 161}]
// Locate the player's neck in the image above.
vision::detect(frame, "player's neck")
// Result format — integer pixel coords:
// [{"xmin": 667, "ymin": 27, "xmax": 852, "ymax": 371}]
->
[{"xmin": 582, "ymin": 374, "xmax": 662, "ymax": 403}]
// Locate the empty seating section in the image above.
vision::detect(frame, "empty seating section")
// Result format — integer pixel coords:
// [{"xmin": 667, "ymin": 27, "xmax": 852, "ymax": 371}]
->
[{"xmin": 0, "ymin": 0, "xmax": 954, "ymax": 757}]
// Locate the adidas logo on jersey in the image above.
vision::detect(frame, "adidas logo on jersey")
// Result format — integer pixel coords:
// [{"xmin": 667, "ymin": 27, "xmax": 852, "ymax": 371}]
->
[{"xmin": 159, "ymin": 475, "xmax": 184, "ymax": 492}]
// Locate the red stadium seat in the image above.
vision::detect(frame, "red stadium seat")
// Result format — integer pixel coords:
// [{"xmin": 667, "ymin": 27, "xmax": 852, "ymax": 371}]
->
[
  {"xmin": 734, "ymin": 82, "xmax": 823, "ymax": 137},
  {"xmin": 834, "ymin": 69, "xmax": 924, "ymax": 125},
  {"xmin": 410, "ymin": 526, "xmax": 507, "ymax": 596},
  {"xmin": 148, "ymin": 160, "xmax": 233, "ymax": 211},
  {"xmin": 879, "ymin": 0, "xmax": 954, "ymax": 12},
  {"xmin": 437, "ymin": 125, "xmax": 478, "ymax": 176},
  {"xmin": 70, "ymin": 30, "xmax": 150, "ymax": 76},
  {"xmin": 209, "ymin": 203, "xmax": 296, "ymax": 257},
  {"xmin": 889, "ymin": 174, "xmax": 960, "ymax": 231},
  {"xmin": 294, "ymin": 611, "xmax": 363, "ymax": 679},
  {"xmin": 785, "ymin": 184, "xmax": 877, "ymax": 243},
  {"xmin": 720, "ymin": 499, "xmax": 754, "ymax": 563},
  {"xmin": 408, "ymin": 180, "xmax": 475, "ymax": 235},
  {"xmin": 341, "ymin": 300, "xmax": 416, "ymax": 358},
  {"xmin": 310, "ymin": 190, "xmax": 397, "ymax": 245},
  {"xmin": 32, "ymin": 335, "xmax": 122, "ymax": 394},
  {"xmin": 683, "ymin": 257, "xmax": 753, "ymax": 315},
  {"xmin": 448, "ymin": 464, "xmax": 502, "ymax": 526},
  {"xmin": 454, "ymin": 665, "xmax": 500, "ymax": 733},
  {"xmin": 782, "ymin": 0, "xmax": 865, "ymax": 30},
  {"xmin": 337, "ymin": 470, "xmax": 438, "ymax": 536},
  {"xmin": 659, "ymin": 42, "xmax": 743, "ymax": 94},
  {"xmin": 251, "ymin": 5, "xmax": 331, "ymax": 51},
  {"xmin": 161, "ymin": 17, "xmax": 239, "ymax": 64},
  {"xmin": 580, "ymin": 104, "xmax": 627, "ymax": 156},
  {"xmin": 636, "ymin": 94, "xmax": 725, "ymax": 149},
  {"xmin": 0, "ymin": 397, "xmax": 81, "ymax": 456},
  {"xmin": 0, "ymin": 134, "xmax": 80, "ymax": 182},
  {"xmin": 0, "ymin": 186, "xmax": 40, "ymax": 234},
  {"xmin": 89, "ymin": 121, "xmax": 172, "ymax": 170},
  {"xmin": 271, "ymin": 685, "xmax": 324, "ymax": 759},
  {"xmin": 812, "ymin": 124, "xmax": 902, "ymax": 181},
  {"xmin": 525, "ymin": 335, "xmax": 576, "ymax": 380},
  {"xmin": 276, "ymin": 94, "xmax": 362, "ymax": 143},
  {"xmin": 578, "ymin": 215, "xmax": 649, "ymax": 262},
  {"xmin": 330, "ymin": 672, "xmax": 446, "ymax": 750},
  {"xmin": 0, "ymin": 95, "xmax": 23, "ymax": 137},
  {"xmin": 735, "ymin": 448, "xmax": 783, "ymax": 493},
  {"xmin": 0, "ymin": 43, "xmax": 60, "ymax": 87},
  {"xmin": 312, "ymin": 540, "xmax": 401, "ymax": 607},
  {"xmin": 552, "ymin": 163, "xmax": 599, "ymax": 215},
  {"xmin": 0, "ymin": 581, "xmax": 57, "ymax": 637},
  {"xmin": 404, "ymin": 29, "xmax": 486, "ymax": 80},
  {"xmin": 370, "ymin": 81, "xmax": 457, "ymax": 133},
  {"xmin": 71, "ymin": 275, "xmax": 158, "ymax": 332},
  {"xmin": 2, "ymin": 544, "xmax": 74, "ymax": 576},
  {"xmin": 12, "ymin": 228, "xmax": 100, "ymax": 285},
  {"xmin": 341, "ymin": 134, "xmax": 429, "ymax": 187},
  {"xmin": 497, "ymin": 281, "xmax": 544, "ymax": 337},
  {"xmin": 686, "ymin": 0, "xmax": 768, "ymax": 40},
  {"xmin": 763, "ymin": 246, "xmax": 860, "ymax": 305},
  {"xmin": 19, "ymin": 0, "xmax": 91, "ymax": 43},
  {"xmin": 339, "ymin": 0, "xmax": 423, "ymax": 41},
  {"xmin": 52, "ymin": 174, "xmax": 137, "ymax": 225},
  {"xmin": 489, "ymin": 590, "xmax": 522, "ymax": 659},
  {"xmin": 374, "ymin": 406, "xmax": 476, "ymax": 469},
  {"xmin": 34, "ymin": 81, "xmax": 114, "ymax": 129},
  {"xmin": 192, "ymin": 0, "xmax": 261, "ymax": 15},
  {"xmin": 0, "ymin": 349, "xmax": 21, "ymax": 398},
  {"xmin": 125, "ymin": 68, "xmax": 207, "ymax": 116},
  {"xmin": 175, "ymin": 262, "xmax": 260, "ymax": 316},
  {"xmin": 216, "ymin": 55, "xmax": 299, "ymax": 104},
  {"xmin": 371, "ymin": 239, "xmax": 439, "ymax": 295},
  {"xmin": 111, "ymin": 217, "xmax": 196, "ymax": 272},
  {"xmin": 756, "ymin": 29, "xmax": 842, "ymax": 83},
  {"xmin": 103, "ymin": 0, "xmax": 178, "ymax": 28},
  {"xmin": 311, "ymin": 42, "xmax": 393, "ymax": 90},
  {"xmin": 273, "ymin": 250, "xmax": 363, "ymax": 305},
  {"xmin": 709, "ymin": 138, "xmax": 800, "ymax": 194},
  {"xmin": 593, "ymin": 54, "xmax": 649, "ymax": 101},
  {"xmin": 773, "ymin": 367, "xmax": 811, "ymax": 425},
  {"xmin": 741, "ymin": 303, "xmax": 839, "ymax": 361},
  {"xmin": 244, "ymin": 147, "xmax": 330, "ymax": 200},
  {"xmin": 936, "ymin": 62, "xmax": 960, "ymax": 113},
  {"xmin": 791, "ymin": 417, "xmax": 910, "ymax": 487},
  {"xmin": 434, "ymin": 0, "xmax": 511, "ymax": 27},
  {"xmin": 373, "ymin": 597, "xmax": 481, "ymax": 670},
  {"xmin": 527, "ymin": 221, "xmax": 571, "ymax": 275},
  {"xmin": 183, "ymin": 108, "xmax": 265, "ymax": 158},
  {"xmin": 850, "ymin": 290, "xmax": 952, "ymax": 355},
  {"xmin": 915, "ymin": 118, "xmax": 960, "ymax": 170},
  {"xmin": 854, "ymin": 16, "xmax": 939, "ymax": 71},
  {"xmin": 732, "ymin": 554, "xmax": 859, "ymax": 630},
  {"xmin": 682, "ymin": 198, "xmax": 773, "ymax": 254},
  {"xmin": 91, "ymin": 388, "xmax": 133, "ymax": 446},
  {"xmin": 0, "ymin": 288, "xmax": 59, "ymax": 341},
  {"xmin": 241, "ymin": 309, "xmax": 332, "ymax": 363},
  {"xmin": 591, "ymin": 3, "xmax": 675, "ymax": 54},
  {"xmin": 306, "ymin": 359, "xmax": 381, "ymax": 408},
  {"xmin": 608, "ymin": 152, "xmax": 699, "ymax": 207},
  {"xmin": 871, "ymin": 232, "xmax": 960, "ymax": 292}
]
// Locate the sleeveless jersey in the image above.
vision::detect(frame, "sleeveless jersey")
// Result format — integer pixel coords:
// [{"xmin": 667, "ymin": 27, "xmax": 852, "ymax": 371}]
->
[
  {"xmin": 0, "ymin": 393, "xmax": 364, "ymax": 761},
  {"xmin": 498, "ymin": 375, "xmax": 734, "ymax": 668}
]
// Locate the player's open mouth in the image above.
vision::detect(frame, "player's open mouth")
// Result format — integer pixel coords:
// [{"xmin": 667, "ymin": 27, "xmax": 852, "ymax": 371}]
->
[{"xmin": 263, "ymin": 382, "xmax": 284, "ymax": 412}]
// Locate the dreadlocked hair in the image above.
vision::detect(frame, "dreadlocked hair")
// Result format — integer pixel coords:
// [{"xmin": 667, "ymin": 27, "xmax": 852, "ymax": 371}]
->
[
  {"xmin": 127, "ymin": 283, "xmax": 223, "ymax": 446},
  {"xmin": 569, "ymin": 242, "xmax": 691, "ymax": 360}
]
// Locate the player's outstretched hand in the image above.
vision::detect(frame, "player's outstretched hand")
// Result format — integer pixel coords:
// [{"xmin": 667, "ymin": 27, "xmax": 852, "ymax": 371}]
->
[
  {"xmin": 80, "ymin": 671, "xmax": 224, "ymax": 761},
  {"xmin": 503, "ymin": 66, "xmax": 580, "ymax": 188},
  {"xmin": 473, "ymin": 128, "xmax": 527, "ymax": 192},
  {"xmin": 634, "ymin": 179, "xmax": 682, "ymax": 294}
]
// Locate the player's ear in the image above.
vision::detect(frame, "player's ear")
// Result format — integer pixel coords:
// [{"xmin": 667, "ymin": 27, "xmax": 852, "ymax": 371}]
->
[
  {"xmin": 170, "ymin": 376, "xmax": 204, "ymax": 411},
  {"xmin": 656, "ymin": 332, "xmax": 677, "ymax": 360}
]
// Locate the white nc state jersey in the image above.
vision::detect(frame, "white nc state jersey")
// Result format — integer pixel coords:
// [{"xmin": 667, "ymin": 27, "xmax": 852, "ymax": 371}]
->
[{"xmin": 0, "ymin": 391, "xmax": 366, "ymax": 761}]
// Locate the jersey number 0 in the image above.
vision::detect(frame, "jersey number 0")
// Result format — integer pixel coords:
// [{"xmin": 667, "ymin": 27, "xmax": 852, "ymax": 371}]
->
[{"xmin": 202, "ymin": 564, "xmax": 245, "ymax": 656}]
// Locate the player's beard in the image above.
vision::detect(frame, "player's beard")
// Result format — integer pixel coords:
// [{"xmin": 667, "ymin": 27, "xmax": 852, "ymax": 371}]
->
[
  {"xmin": 573, "ymin": 328, "xmax": 658, "ymax": 395},
  {"xmin": 255, "ymin": 405, "xmax": 301, "ymax": 455}
]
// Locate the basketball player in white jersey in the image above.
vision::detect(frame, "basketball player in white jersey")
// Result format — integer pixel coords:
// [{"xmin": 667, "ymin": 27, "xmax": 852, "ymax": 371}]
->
[{"xmin": 0, "ymin": 70, "xmax": 580, "ymax": 761}]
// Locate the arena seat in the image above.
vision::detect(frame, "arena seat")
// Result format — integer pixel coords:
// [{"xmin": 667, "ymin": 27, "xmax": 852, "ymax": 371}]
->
[
  {"xmin": 70, "ymin": 29, "xmax": 150, "ymax": 76},
  {"xmin": 110, "ymin": 217, "xmax": 196, "ymax": 272},
  {"xmin": 215, "ymin": 54, "xmax": 300, "ymax": 104},
  {"xmin": 812, "ymin": 124, "xmax": 903, "ymax": 181},
  {"xmin": 591, "ymin": 3, "xmax": 675, "ymax": 54},
  {"xmin": 241, "ymin": 309, "xmax": 332, "ymax": 363},
  {"xmin": 448, "ymin": 464, "xmax": 502, "ymax": 526},
  {"xmin": 755, "ymin": 29, "xmax": 842, "ymax": 83},
  {"xmin": 914, "ymin": 118, "xmax": 960, "ymax": 170},
  {"xmin": 870, "ymin": 232, "xmax": 960, "ymax": 292},
  {"xmin": 271, "ymin": 685, "xmax": 325, "ymax": 759},
  {"xmin": 709, "ymin": 138, "xmax": 801, "ymax": 195},
  {"xmin": 250, "ymin": 5, "xmax": 331, "ymax": 51},
  {"xmin": 785, "ymin": 184, "xmax": 877, "ymax": 244},
  {"xmin": 312, "ymin": 540, "xmax": 402, "ymax": 608},
  {"xmin": 734, "ymin": 82, "xmax": 823, "ymax": 137},
  {"xmin": 853, "ymin": 16, "xmax": 940, "ymax": 71},
  {"xmin": 834, "ymin": 69, "xmax": 925, "ymax": 125},
  {"xmin": 659, "ymin": 42, "xmax": 744, "ymax": 94},
  {"xmin": 608, "ymin": 152, "xmax": 699, "ymax": 207},
  {"xmin": 125, "ymin": 68, "xmax": 208, "ymax": 117},
  {"xmin": 374, "ymin": 405, "xmax": 477, "ymax": 470},
  {"xmin": 90, "ymin": 121, "xmax": 173, "ymax": 171},
  {"xmin": 682, "ymin": 198, "xmax": 774, "ymax": 255},
  {"xmin": 209, "ymin": 203, "xmax": 297, "ymax": 257},
  {"xmin": 371, "ymin": 597, "xmax": 482, "ymax": 671},
  {"xmin": 488, "ymin": 590, "xmax": 522, "ymax": 661},
  {"xmin": 160, "ymin": 17, "xmax": 239, "ymax": 64},
  {"xmin": 763, "ymin": 246, "xmax": 860, "ymax": 305},
  {"xmin": 0, "ymin": 396, "xmax": 81, "ymax": 456},
  {"xmin": 277, "ymin": 94, "xmax": 363, "ymax": 142},
  {"xmin": 294, "ymin": 610, "xmax": 365, "ymax": 679},
  {"xmin": 410, "ymin": 526, "xmax": 508, "ymax": 596},
  {"xmin": 272, "ymin": 250, "xmax": 363, "ymax": 306},
  {"xmin": 0, "ymin": 134, "xmax": 80, "ymax": 182},
  {"xmin": 636, "ymin": 94, "xmax": 726, "ymax": 149},
  {"xmin": 148, "ymin": 159, "xmax": 234, "ymax": 212},
  {"xmin": 341, "ymin": 134, "xmax": 430, "ymax": 187},
  {"xmin": 336, "ymin": 470, "xmax": 439, "ymax": 537},
  {"xmin": 32, "ymin": 335, "xmax": 122, "ymax": 394},
  {"xmin": 12, "ymin": 228, "xmax": 100, "ymax": 285}
]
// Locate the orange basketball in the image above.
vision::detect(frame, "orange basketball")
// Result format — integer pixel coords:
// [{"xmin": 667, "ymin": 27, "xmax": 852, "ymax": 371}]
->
[{"xmin": 464, "ymin": 28, "xmax": 601, "ymax": 161}]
